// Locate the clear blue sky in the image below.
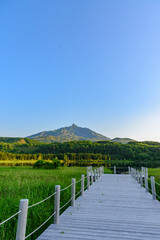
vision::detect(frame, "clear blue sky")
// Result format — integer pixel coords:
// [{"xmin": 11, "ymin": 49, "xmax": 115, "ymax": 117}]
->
[{"xmin": 0, "ymin": 0, "xmax": 160, "ymax": 141}]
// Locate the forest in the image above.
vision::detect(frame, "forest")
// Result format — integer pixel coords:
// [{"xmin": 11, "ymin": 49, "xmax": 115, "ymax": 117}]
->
[{"xmin": 0, "ymin": 138, "xmax": 160, "ymax": 167}]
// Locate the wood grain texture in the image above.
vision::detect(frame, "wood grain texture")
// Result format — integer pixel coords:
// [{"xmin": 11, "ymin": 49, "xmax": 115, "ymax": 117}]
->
[{"xmin": 37, "ymin": 174, "xmax": 160, "ymax": 240}]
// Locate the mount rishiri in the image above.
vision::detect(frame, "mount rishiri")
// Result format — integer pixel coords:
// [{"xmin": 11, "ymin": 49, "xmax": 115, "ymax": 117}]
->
[{"xmin": 27, "ymin": 124, "xmax": 134, "ymax": 143}]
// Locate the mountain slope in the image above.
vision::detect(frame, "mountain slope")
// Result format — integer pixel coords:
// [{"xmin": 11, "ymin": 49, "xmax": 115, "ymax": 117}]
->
[
  {"xmin": 0, "ymin": 137, "xmax": 40, "ymax": 145},
  {"xmin": 111, "ymin": 138, "xmax": 135, "ymax": 144},
  {"xmin": 27, "ymin": 124, "xmax": 110, "ymax": 142}
]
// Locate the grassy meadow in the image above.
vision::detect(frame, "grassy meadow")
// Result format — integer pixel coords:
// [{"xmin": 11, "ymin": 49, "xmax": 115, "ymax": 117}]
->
[
  {"xmin": 148, "ymin": 168, "xmax": 160, "ymax": 181},
  {"xmin": 0, "ymin": 167, "xmax": 87, "ymax": 240},
  {"xmin": 148, "ymin": 168, "xmax": 160, "ymax": 198},
  {"xmin": 1, "ymin": 166, "xmax": 160, "ymax": 240}
]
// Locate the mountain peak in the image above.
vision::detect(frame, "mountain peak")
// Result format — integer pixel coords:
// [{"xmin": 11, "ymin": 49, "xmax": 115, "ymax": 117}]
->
[{"xmin": 71, "ymin": 124, "xmax": 77, "ymax": 127}]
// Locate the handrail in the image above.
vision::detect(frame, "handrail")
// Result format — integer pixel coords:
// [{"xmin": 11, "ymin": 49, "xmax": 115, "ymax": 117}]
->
[
  {"xmin": 130, "ymin": 167, "xmax": 160, "ymax": 201},
  {"xmin": 155, "ymin": 181, "xmax": 160, "ymax": 186},
  {"xmin": 156, "ymin": 193, "xmax": 160, "ymax": 199},
  {"xmin": 28, "ymin": 192, "xmax": 57, "ymax": 209},
  {"xmin": 60, "ymin": 197, "xmax": 73, "ymax": 210},
  {"xmin": 25, "ymin": 174, "xmax": 88, "ymax": 237},
  {"xmin": 0, "ymin": 210, "xmax": 21, "ymax": 226},
  {"xmin": 75, "ymin": 178, "xmax": 82, "ymax": 184},
  {"xmin": 146, "ymin": 177, "xmax": 151, "ymax": 181},
  {"xmin": 60, "ymin": 183, "xmax": 73, "ymax": 192},
  {"xmin": 25, "ymin": 211, "xmax": 56, "ymax": 239},
  {"xmin": 84, "ymin": 183, "xmax": 89, "ymax": 190},
  {"xmin": 75, "ymin": 189, "xmax": 82, "ymax": 197},
  {"xmin": 148, "ymin": 187, "xmax": 152, "ymax": 192},
  {"xmin": 104, "ymin": 166, "xmax": 129, "ymax": 169}
]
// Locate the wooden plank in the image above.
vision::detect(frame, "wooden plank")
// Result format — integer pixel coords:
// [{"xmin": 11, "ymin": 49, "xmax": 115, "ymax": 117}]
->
[{"xmin": 37, "ymin": 174, "xmax": 160, "ymax": 240}]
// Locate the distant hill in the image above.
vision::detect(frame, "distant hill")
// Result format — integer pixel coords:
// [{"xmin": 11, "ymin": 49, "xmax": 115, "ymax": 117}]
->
[
  {"xmin": 27, "ymin": 124, "xmax": 110, "ymax": 142},
  {"xmin": 111, "ymin": 138, "xmax": 135, "ymax": 144},
  {"xmin": 0, "ymin": 137, "xmax": 41, "ymax": 145}
]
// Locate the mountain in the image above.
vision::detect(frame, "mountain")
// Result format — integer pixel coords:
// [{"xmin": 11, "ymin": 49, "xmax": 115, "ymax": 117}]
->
[
  {"xmin": 27, "ymin": 124, "xmax": 111, "ymax": 142},
  {"xmin": 111, "ymin": 138, "xmax": 135, "ymax": 144}
]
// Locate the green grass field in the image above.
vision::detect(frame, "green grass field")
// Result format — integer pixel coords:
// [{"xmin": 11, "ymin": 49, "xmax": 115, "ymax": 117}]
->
[
  {"xmin": 148, "ymin": 168, "xmax": 160, "ymax": 181},
  {"xmin": 1, "ymin": 166, "xmax": 158, "ymax": 240},
  {"xmin": 148, "ymin": 168, "xmax": 160, "ymax": 198},
  {"xmin": 0, "ymin": 167, "xmax": 88, "ymax": 240}
]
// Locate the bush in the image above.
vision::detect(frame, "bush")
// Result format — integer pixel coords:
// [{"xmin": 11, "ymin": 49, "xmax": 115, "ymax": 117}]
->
[
  {"xmin": 33, "ymin": 159, "xmax": 60, "ymax": 169},
  {"xmin": 52, "ymin": 159, "xmax": 61, "ymax": 169},
  {"xmin": 33, "ymin": 160, "xmax": 45, "ymax": 168}
]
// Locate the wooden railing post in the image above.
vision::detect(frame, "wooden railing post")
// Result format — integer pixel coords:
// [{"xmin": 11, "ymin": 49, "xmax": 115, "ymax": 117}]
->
[
  {"xmin": 54, "ymin": 185, "xmax": 60, "ymax": 224},
  {"xmin": 135, "ymin": 169, "xmax": 137, "ymax": 181},
  {"xmin": 16, "ymin": 199, "xmax": 28, "ymax": 240},
  {"xmin": 134, "ymin": 169, "xmax": 136, "ymax": 179},
  {"xmin": 132, "ymin": 168, "xmax": 134, "ymax": 179},
  {"xmin": 91, "ymin": 170, "xmax": 93, "ymax": 184},
  {"xmin": 94, "ymin": 169, "xmax": 96, "ymax": 182},
  {"xmin": 141, "ymin": 167, "xmax": 144, "ymax": 177},
  {"xmin": 114, "ymin": 166, "xmax": 116, "ymax": 174},
  {"xmin": 151, "ymin": 176, "xmax": 156, "ymax": 200},
  {"xmin": 81, "ymin": 175, "xmax": 84, "ymax": 196},
  {"xmin": 146, "ymin": 168, "xmax": 148, "ymax": 178},
  {"xmin": 100, "ymin": 167, "xmax": 101, "ymax": 176},
  {"xmin": 133, "ymin": 168, "xmax": 135, "ymax": 180},
  {"xmin": 140, "ymin": 172, "xmax": 143, "ymax": 187},
  {"xmin": 131, "ymin": 168, "xmax": 133, "ymax": 177},
  {"xmin": 134, "ymin": 168, "xmax": 136, "ymax": 178},
  {"xmin": 87, "ymin": 172, "xmax": 90, "ymax": 190},
  {"xmin": 137, "ymin": 170, "xmax": 139, "ymax": 183},
  {"xmin": 145, "ymin": 172, "xmax": 148, "ymax": 192},
  {"xmin": 133, "ymin": 169, "xmax": 136, "ymax": 180},
  {"xmin": 71, "ymin": 178, "xmax": 75, "ymax": 206},
  {"xmin": 128, "ymin": 166, "xmax": 131, "ymax": 175},
  {"xmin": 96, "ymin": 168, "xmax": 99, "ymax": 179}
]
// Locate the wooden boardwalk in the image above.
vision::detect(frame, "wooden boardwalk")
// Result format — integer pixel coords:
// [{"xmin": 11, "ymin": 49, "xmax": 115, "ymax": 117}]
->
[{"xmin": 37, "ymin": 174, "xmax": 160, "ymax": 240}]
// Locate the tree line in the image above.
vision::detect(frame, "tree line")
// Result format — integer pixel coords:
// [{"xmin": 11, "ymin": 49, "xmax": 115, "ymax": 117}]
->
[{"xmin": 0, "ymin": 140, "xmax": 160, "ymax": 167}]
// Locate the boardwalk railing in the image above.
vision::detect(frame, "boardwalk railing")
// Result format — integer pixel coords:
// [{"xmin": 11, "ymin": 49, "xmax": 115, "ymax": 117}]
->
[
  {"xmin": 130, "ymin": 167, "xmax": 160, "ymax": 201},
  {"xmin": 0, "ymin": 166, "xmax": 104, "ymax": 240},
  {"xmin": 105, "ymin": 166, "xmax": 130, "ymax": 174}
]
